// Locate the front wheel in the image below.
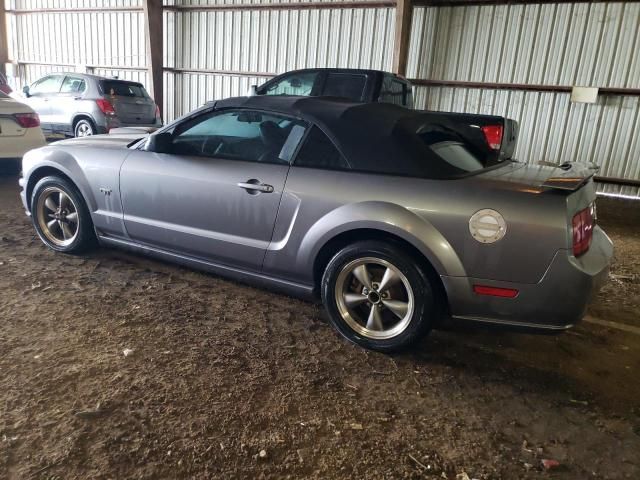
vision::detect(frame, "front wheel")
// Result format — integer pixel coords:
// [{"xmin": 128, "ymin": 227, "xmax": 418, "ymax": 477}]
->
[
  {"xmin": 321, "ymin": 241, "xmax": 435, "ymax": 352},
  {"xmin": 31, "ymin": 176, "xmax": 96, "ymax": 253}
]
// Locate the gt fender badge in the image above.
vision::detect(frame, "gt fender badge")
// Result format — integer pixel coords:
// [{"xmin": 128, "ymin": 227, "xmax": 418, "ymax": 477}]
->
[{"xmin": 469, "ymin": 209, "xmax": 507, "ymax": 244}]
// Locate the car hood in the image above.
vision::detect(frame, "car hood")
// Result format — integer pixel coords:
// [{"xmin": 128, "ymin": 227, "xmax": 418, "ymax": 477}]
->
[{"xmin": 53, "ymin": 133, "xmax": 145, "ymax": 149}]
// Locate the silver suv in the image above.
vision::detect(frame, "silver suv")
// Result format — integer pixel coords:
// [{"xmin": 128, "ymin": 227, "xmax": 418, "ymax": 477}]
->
[{"xmin": 22, "ymin": 73, "xmax": 162, "ymax": 137}]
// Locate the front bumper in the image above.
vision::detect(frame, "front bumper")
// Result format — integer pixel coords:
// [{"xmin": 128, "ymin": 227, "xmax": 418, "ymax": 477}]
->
[
  {"xmin": 442, "ymin": 226, "xmax": 613, "ymax": 330},
  {"xmin": 19, "ymin": 176, "xmax": 30, "ymax": 214}
]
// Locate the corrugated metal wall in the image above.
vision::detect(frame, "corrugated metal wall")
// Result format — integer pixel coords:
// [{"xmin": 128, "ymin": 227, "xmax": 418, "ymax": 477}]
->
[
  {"xmin": 4, "ymin": 0, "xmax": 148, "ymax": 92},
  {"xmin": 162, "ymin": 4, "xmax": 395, "ymax": 119},
  {"xmin": 408, "ymin": 2, "xmax": 640, "ymax": 196},
  {"xmin": 4, "ymin": 0, "xmax": 639, "ymax": 195}
]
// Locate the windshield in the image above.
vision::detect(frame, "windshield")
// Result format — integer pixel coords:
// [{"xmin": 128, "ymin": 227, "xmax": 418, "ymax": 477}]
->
[{"xmin": 101, "ymin": 80, "xmax": 149, "ymax": 98}]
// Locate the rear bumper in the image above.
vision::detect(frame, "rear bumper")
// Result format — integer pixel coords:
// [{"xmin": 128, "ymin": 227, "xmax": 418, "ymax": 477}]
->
[
  {"xmin": 442, "ymin": 226, "xmax": 613, "ymax": 330},
  {"xmin": 99, "ymin": 119, "xmax": 162, "ymax": 134}
]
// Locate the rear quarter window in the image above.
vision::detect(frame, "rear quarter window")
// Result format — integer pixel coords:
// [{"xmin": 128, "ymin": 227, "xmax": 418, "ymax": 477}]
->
[
  {"xmin": 379, "ymin": 77, "xmax": 405, "ymax": 106},
  {"xmin": 322, "ymin": 74, "xmax": 367, "ymax": 101},
  {"xmin": 294, "ymin": 126, "xmax": 350, "ymax": 170}
]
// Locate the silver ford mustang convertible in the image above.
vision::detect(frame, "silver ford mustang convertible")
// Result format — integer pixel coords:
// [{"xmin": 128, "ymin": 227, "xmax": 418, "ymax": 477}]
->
[{"xmin": 20, "ymin": 96, "xmax": 613, "ymax": 352}]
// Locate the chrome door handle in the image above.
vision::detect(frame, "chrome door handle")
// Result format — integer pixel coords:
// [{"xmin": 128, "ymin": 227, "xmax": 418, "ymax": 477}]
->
[{"xmin": 237, "ymin": 181, "xmax": 274, "ymax": 193}]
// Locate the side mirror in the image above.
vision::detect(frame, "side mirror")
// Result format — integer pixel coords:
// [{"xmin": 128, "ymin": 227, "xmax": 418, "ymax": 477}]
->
[
  {"xmin": 22, "ymin": 85, "xmax": 30, "ymax": 97},
  {"xmin": 145, "ymin": 132, "xmax": 173, "ymax": 154},
  {"xmin": 248, "ymin": 85, "xmax": 258, "ymax": 97}
]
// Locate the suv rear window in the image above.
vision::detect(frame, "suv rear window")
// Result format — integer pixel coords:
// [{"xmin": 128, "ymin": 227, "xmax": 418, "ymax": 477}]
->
[{"xmin": 101, "ymin": 81, "xmax": 148, "ymax": 97}]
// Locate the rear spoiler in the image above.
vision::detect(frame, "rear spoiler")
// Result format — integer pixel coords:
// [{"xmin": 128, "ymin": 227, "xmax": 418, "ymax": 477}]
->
[{"xmin": 539, "ymin": 161, "xmax": 599, "ymax": 191}]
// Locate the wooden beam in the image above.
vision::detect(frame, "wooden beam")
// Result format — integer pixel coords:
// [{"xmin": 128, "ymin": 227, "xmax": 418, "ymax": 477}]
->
[
  {"xmin": 412, "ymin": 0, "xmax": 640, "ymax": 6},
  {"xmin": 143, "ymin": 0, "xmax": 163, "ymax": 118},
  {"xmin": 164, "ymin": 67, "xmax": 276, "ymax": 78},
  {"xmin": 164, "ymin": 1, "xmax": 396, "ymax": 12},
  {"xmin": 0, "ymin": 1, "xmax": 8, "ymax": 78},
  {"xmin": 6, "ymin": 7, "xmax": 143, "ymax": 14},
  {"xmin": 595, "ymin": 176, "xmax": 640, "ymax": 188},
  {"xmin": 409, "ymin": 78, "xmax": 640, "ymax": 96},
  {"xmin": 392, "ymin": 0, "xmax": 412, "ymax": 76}
]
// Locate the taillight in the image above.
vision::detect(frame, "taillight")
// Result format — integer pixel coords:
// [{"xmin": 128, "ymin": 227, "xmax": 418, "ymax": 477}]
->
[
  {"xmin": 96, "ymin": 98, "xmax": 116, "ymax": 116},
  {"xmin": 572, "ymin": 205, "xmax": 595, "ymax": 257},
  {"xmin": 14, "ymin": 112, "xmax": 40, "ymax": 128},
  {"xmin": 481, "ymin": 125, "xmax": 503, "ymax": 151}
]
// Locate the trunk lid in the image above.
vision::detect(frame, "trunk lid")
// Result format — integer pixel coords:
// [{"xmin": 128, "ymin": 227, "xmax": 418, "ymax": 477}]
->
[
  {"xmin": 480, "ymin": 160, "xmax": 599, "ymax": 192},
  {"xmin": 0, "ymin": 95, "xmax": 32, "ymax": 137},
  {"xmin": 100, "ymin": 80, "xmax": 156, "ymax": 124},
  {"xmin": 479, "ymin": 160, "xmax": 599, "ymax": 256}
]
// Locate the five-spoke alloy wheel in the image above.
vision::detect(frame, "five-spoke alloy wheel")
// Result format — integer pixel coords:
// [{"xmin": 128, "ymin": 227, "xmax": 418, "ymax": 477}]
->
[
  {"xmin": 31, "ymin": 176, "xmax": 95, "ymax": 253},
  {"xmin": 335, "ymin": 257, "xmax": 415, "ymax": 340},
  {"xmin": 36, "ymin": 187, "xmax": 80, "ymax": 247},
  {"xmin": 322, "ymin": 241, "xmax": 435, "ymax": 352}
]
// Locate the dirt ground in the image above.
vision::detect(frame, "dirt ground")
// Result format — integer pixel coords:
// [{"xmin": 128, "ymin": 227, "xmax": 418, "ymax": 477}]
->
[{"xmin": 1, "ymin": 164, "xmax": 639, "ymax": 480}]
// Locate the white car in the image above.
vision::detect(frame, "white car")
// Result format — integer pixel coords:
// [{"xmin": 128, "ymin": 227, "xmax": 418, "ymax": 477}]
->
[{"xmin": 0, "ymin": 91, "xmax": 46, "ymax": 162}]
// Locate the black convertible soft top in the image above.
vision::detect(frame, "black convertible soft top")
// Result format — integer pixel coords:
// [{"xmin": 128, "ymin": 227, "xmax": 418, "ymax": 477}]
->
[{"xmin": 212, "ymin": 96, "xmax": 492, "ymax": 179}]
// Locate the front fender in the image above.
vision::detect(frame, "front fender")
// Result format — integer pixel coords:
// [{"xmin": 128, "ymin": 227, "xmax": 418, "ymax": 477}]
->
[
  {"xmin": 22, "ymin": 146, "xmax": 97, "ymax": 212},
  {"xmin": 297, "ymin": 201, "xmax": 467, "ymax": 278}
]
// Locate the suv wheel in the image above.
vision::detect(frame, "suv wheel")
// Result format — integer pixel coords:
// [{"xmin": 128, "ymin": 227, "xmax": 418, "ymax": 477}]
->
[
  {"xmin": 74, "ymin": 118, "xmax": 96, "ymax": 137},
  {"xmin": 321, "ymin": 241, "xmax": 435, "ymax": 352},
  {"xmin": 31, "ymin": 176, "xmax": 96, "ymax": 253}
]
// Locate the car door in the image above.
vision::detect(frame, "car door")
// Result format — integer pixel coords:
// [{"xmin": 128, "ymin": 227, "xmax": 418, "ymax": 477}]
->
[
  {"xmin": 23, "ymin": 75, "xmax": 63, "ymax": 131},
  {"xmin": 49, "ymin": 75, "xmax": 87, "ymax": 131},
  {"xmin": 120, "ymin": 108, "xmax": 307, "ymax": 272}
]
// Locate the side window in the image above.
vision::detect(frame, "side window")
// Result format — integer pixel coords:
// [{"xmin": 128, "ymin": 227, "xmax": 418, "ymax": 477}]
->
[
  {"xmin": 263, "ymin": 72, "xmax": 319, "ymax": 96},
  {"xmin": 60, "ymin": 76, "xmax": 86, "ymax": 94},
  {"xmin": 30, "ymin": 75, "xmax": 63, "ymax": 95},
  {"xmin": 294, "ymin": 126, "xmax": 350, "ymax": 170},
  {"xmin": 379, "ymin": 77, "xmax": 406, "ymax": 106},
  {"xmin": 171, "ymin": 109, "xmax": 306, "ymax": 164},
  {"xmin": 322, "ymin": 73, "xmax": 367, "ymax": 101}
]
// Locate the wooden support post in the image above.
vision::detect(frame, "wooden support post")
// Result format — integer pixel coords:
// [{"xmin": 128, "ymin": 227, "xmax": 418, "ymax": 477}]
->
[
  {"xmin": 143, "ymin": 0, "xmax": 163, "ymax": 117},
  {"xmin": 392, "ymin": 0, "xmax": 412, "ymax": 77},
  {"xmin": 0, "ymin": 2, "xmax": 8, "ymax": 78}
]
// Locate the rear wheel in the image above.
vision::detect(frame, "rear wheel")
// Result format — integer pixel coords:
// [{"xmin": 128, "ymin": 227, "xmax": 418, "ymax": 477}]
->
[
  {"xmin": 31, "ymin": 176, "xmax": 95, "ymax": 253},
  {"xmin": 74, "ymin": 118, "xmax": 96, "ymax": 137},
  {"xmin": 321, "ymin": 241, "xmax": 435, "ymax": 352}
]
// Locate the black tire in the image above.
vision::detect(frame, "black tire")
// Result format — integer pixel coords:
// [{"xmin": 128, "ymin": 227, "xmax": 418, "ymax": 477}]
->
[
  {"xmin": 31, "ymin": 175, "xmax": 96, "ymax": 254},
  {"xmin": 321, "ymin": 240, "xmax": 435, "ymax": 352},
  {"xmin": 74, "ymin": 118, "xmax": 96, "ymax": 137}
]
